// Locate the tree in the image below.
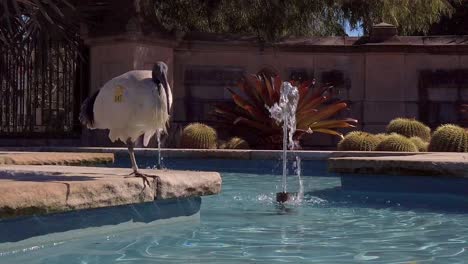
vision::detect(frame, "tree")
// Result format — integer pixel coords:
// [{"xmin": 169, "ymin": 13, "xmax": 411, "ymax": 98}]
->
[
  {"xmin": 140, "ymin": 0, "xmax": 345, "ymax": 41},
  {"xmin": 141, "ymin": 0, "xmax": 458, "ymax": 41},
  {"xmin": 426, "ymin": 0, "xmax": 468, "ymax": 35},
  {"xmin": 341, "ymin": 0, "xmax": 459, "ymax": 36},
  {"xmin": 0, "ymin": 0, "xmax": 81, "ymax": 56},
  {"xmin": 1, "ymin": 0, "xmax": 459, "ymax": 51}
]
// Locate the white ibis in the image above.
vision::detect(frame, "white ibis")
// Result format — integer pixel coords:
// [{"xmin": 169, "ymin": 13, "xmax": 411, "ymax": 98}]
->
[{"xmin": 79, "ymin": 62, "xmax": 172, "ymax": 184}]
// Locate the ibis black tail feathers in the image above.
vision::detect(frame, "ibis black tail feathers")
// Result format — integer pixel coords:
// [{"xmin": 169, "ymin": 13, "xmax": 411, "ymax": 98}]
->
[{"xmin": 79, "ymin": 90, "xmax": 100, "ymax": 128}]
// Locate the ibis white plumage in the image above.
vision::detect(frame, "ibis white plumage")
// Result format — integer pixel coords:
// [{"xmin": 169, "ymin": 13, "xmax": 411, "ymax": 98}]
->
[{"xmin": 79, "ymin": 62, "xmax": 172, "ymax": 182}]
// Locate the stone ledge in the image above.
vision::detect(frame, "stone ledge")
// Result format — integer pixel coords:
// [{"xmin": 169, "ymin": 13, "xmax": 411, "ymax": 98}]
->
[
  {"xmin": 329, "ymin": 153, "xmax": 468, "ymax": 177},
  {"xmin": 0, "ymin": 147, "xmax": 422, "ymax": 160},
  {"xmin": 154, "ymin": 170, "xmax": 222, "ymax": 199},
  {"xmin": 0, "ymin": 152, "xmax": 114, "ymax": 165},
  {"xmin": 0, "ymin": 166, "xmax": 221, "ymax": 219}
]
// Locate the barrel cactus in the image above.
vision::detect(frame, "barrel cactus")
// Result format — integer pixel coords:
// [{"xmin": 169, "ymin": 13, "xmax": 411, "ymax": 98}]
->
[
  {"xmin": 223, "ymin": 137, "xmax": 250, "ymax": 149},
  {"xmin": 376, "ymin": 133, "xmax": 419, "ymax": 152},
  {"xmin": 386, "ymin": 118, "xmax": 431, "ymax": 142},
  {"xmin": 337, "ymin": 131, "xmax": 381, "ymax": 151},
  {"xmin": 409, "ymin": 136, "xmax": 429, "ymax": 152},
  {"xmin": 428, "ymin": 124, "xmax": 468, "ymax": 152},
  {"xmin": 374, "ymin": 133, "xmax": 389, "ymax": 142},
  {"xmin": 179, "ymin": 123, "xmax": 218, "ymax": 149},
  {"xmin": 218, "ymin": 140, "xmax": 227, "ymax": 149}
]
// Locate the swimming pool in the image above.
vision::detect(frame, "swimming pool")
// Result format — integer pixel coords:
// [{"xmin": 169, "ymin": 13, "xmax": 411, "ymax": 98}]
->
[{"xmin": 1, "ymin": 157, "xmax": 467, "ymax": 263}]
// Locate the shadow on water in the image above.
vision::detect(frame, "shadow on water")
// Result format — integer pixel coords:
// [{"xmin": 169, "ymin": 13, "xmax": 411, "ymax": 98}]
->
[
  {"xmin": 307, "ymin": 187, "xmax": 468, "ymax": 214},
  {"xmin": 0, "ymin": 198, "xmax": 200, "ymax": 244}
]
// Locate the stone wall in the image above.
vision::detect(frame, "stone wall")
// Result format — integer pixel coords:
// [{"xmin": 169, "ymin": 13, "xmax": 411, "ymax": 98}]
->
[{"xmin": 82, "ymin": 29, "xmax": 468, "ymax": 149}]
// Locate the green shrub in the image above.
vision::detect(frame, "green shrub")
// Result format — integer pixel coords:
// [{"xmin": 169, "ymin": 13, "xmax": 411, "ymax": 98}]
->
[
  {"xmin": 179, "ymin": 123, "xmax": 218, "ymax": 149},
  {"xmin": 376, "ymin": 133, "xmax": 419, "ymax": 152},
  {"xmin": 337, "ymin": 131, "xmax": 381, "ymax": 151},
  {"xmin": 409, "ymin": 136, "xmax": 429, "ymax": 152},
  {"xmin": 222, "ymin": 137, "xmax": 250, "ymax": 149},
  {"xmin": 428, "ymin": 124, "xmax": 468, "ymax": 152},
  {"xmin": 386, "ymin": 118, "xmax": 431, "ymax": 142}
]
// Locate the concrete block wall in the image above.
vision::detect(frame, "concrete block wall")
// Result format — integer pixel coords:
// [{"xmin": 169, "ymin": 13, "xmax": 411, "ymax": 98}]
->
[{"xmin": 82, "ymin": 33, "xmax": 468, "ymax": 149}]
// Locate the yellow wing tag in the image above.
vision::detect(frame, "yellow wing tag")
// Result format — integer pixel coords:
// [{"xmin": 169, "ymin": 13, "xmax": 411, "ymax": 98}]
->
[{"xmin": 114, "ymin": 85, "xmax": 125, "ymax": 103}]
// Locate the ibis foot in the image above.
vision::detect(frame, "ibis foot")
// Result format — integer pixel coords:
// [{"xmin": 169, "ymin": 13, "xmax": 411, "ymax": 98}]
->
[{"xmin": 126, "ymin": 171, "xmax": 154, "ymax": 188}]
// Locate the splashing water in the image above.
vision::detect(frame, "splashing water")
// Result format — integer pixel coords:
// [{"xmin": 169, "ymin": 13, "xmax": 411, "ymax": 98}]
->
[
  {"xmin": 267, "ymin": 81, "xmax": 303, "ymax": 202},
  {"xmin": 156, "ymin": 128, "xmax": 163, "ymax": 169},
  {"xmin": 268, "ymin": 82, "xmax": 299, "ymax": 150},
  {"xmin": 294, "ymin": 156, "xmax": 304, "ymax": 203}
]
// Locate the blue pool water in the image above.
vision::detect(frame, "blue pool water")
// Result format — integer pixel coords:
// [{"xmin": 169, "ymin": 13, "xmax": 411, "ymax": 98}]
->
[{"xmin": 1, "ymin": 157, "xmax": 468, "ymax": 263}]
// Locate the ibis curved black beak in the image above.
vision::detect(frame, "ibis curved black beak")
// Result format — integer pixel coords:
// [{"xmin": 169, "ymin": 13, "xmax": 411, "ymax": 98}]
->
[{"xmin": 152, "ymin": 62, "xmax": 171, "ymax": 113}]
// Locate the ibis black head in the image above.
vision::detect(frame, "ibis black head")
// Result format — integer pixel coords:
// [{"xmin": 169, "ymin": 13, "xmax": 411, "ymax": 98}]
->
[
  {"xmin": 152, "ymin": 61, "xmax": 172, "ymax": 113},
  {"xmin": 152, "ymin": 61, "xmax": 168, "ymax": 85}
]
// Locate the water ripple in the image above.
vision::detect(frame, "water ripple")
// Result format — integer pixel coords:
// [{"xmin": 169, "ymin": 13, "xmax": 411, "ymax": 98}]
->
[{"xmin": 1, "ymin": 173, "xmax": 467, "ymax": 263}]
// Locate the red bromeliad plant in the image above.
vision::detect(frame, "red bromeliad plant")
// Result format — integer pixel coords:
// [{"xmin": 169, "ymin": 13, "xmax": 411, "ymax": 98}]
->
[{"xmin": 214, "ymin": 69, "xmax": 358, "ymax": 149}]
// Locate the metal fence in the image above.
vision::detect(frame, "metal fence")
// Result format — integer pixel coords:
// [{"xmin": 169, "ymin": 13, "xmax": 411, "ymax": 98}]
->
[{"xmin": 0, "ymin": 40, "xmax": 88, "ymax": 137}]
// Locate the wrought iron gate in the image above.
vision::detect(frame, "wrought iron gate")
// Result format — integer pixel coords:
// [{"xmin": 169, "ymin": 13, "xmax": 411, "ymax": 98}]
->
[{"xmin": 0, "ymin": 40, "xmax": 88, "ymax": 137}]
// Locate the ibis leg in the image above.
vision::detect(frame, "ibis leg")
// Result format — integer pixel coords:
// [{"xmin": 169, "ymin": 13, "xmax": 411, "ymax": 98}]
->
[
  {"xmin": 127, "ymin": 140, "xmax": 139, "ymax": 173},
  {"xmin": 126, "ymin": 139, "xmax": 152, "ymax": 187}
]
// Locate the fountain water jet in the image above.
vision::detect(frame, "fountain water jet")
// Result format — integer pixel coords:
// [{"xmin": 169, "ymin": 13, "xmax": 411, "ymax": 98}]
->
[
  {"xmin": 267, "ymin": 81, "xmax": 303, "ymax": 203},
  {"xmin": 155, "ymin": 128, "xmax": 163, "ymax": 169}
]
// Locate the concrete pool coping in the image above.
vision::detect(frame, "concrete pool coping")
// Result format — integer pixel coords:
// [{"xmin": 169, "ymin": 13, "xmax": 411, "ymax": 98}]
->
[
  {"xmin": 0, "ymin": 165, "xmax": 221, "ymax": 219},
  {"xmin": 329, "ymin": 152, "xmax": 468, "ymax": 177},
  {"xmin": 0, "ymin": 147, "xmax": 466, "ymax": 175},
  {"xmin": 0, "ymin": 152, "xmax": 114, "ymax": 165},
  {"xmin": 0, "ymin": 147, "xmax": 420, "ymax": 160},
  {"xmin": 0, "ymin": 148, "xmax": 466, "ymax": 177}
]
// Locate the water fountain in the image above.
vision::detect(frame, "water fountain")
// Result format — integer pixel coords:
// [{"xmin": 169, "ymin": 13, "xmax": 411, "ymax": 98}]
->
[
  {"xmin": 267, "ymin": 81, "xmax": 304, "ymax": 203},
  {"xmin": 155, "ymin": 128, "xmax": 163, "ymax": 169}
]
